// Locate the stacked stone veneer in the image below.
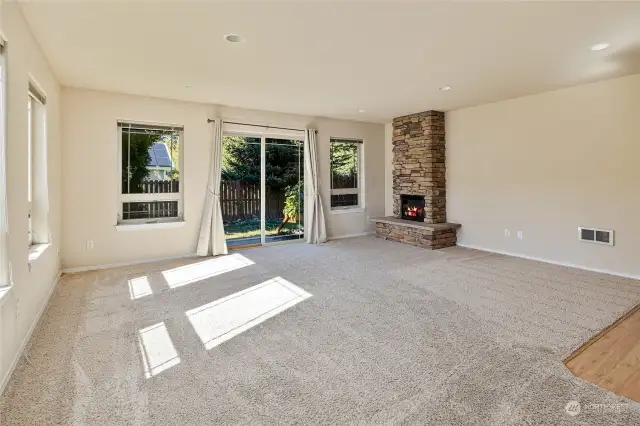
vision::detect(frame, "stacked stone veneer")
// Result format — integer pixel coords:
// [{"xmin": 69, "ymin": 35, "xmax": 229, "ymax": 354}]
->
[
  {"xmin": 392, "ymin": 110, "xmax": 446, "ymax": 224},
  {"xmin": 375, "ymin": 222, "xmax": 457, "ymax": 250}
]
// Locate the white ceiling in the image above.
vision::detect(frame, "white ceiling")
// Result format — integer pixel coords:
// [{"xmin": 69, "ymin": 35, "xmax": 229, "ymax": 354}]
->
[{"xmin": 18, "ymin": 1, "xmax": 640, "ymax": 123}]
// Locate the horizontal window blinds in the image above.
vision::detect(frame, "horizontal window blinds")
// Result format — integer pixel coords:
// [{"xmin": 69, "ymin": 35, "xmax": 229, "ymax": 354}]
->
[
  {"xmin": 118, "ymin": 121, "xmax": 184, "ymax": 133},
  {"xmin": 330, "ymin": 138, "xmax": 363, "ymax": 144},
  {"xmin": 28, "ymin": 82, "xmax": 46, "ymax": 105},
  {"xmin": 222, "ymin": 122, "xmax": 305, "ymax": 140}
]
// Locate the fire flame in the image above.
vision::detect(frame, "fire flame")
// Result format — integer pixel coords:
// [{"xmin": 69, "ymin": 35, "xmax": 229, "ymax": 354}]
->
[{"xmin": 404, "ymin": 205, "xmax": 423, "ymax": 217}]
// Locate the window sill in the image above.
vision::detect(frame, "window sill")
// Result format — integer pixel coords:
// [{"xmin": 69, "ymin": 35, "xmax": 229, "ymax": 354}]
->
[
  {"xmin": 330, "ymin": 207, "xmax": 366, "ymax": 215},
  {"xmin": 115, "ymin": 220, "xmax": 186, "ymax": 231},
  {"xmin": 0, "ymin": 286, "xmax": 12, "ymax": 309},
  {"xmin": 29, "ymin": 243, "xmax": 51, "ymax": 264}
]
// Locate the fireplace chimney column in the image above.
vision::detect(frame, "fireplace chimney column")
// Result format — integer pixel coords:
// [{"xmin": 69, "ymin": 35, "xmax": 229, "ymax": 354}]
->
[{"xmin": 392, "ymin": 110, "xmax": 446, "ymax": 224}]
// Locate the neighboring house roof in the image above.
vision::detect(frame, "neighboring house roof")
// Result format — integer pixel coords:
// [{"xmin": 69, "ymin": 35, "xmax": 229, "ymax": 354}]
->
[{"xmin": 148, "ymin": 142, "xmax": 172, "ymax": 168}]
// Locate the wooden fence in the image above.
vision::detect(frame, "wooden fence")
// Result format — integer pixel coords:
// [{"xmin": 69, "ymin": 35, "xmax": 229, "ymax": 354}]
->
[
  {"xmin": 132, "ymin": 179, "xmax": 285, "ymax": 222},
  {"xmin": 134, "ymin": 180, "xmax": 180, "ymax": 194},
  {"xmin": 220, "ymin": 181, "xmax": 285, "ymax": 221}
]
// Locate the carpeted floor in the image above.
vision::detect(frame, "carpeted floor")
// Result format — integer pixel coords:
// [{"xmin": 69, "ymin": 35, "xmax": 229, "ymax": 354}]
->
[{"xmin": 2, "ymin": 236, "xmax": 640, "ymax": 425}]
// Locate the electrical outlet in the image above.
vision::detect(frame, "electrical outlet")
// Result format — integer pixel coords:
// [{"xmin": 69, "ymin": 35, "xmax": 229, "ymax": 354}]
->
[
  {"xmin": 504, "ymin": 229, "xmax": 510, "ymax": 238},
  {"xmin": 517, "ymin": 231, "xmax": 523, "ymax": 240},
  {"xmin": 86, "ymin": 240, "xmax": 94, "ymax": 250}
]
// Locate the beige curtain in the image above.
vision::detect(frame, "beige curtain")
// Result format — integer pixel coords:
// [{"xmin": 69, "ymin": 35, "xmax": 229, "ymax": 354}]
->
[
  {"xmin": 304, "ymin": 129, "xmax": 327, "ymax": 243},
  {"xmin": 196, "ymin": 119, "xmax": 228, "ymax": 256}
]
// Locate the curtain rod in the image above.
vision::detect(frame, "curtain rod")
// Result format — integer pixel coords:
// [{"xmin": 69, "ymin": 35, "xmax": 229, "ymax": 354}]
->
[{"xmin": 207, "ymin": 118, "xmax": 316, "ymax": 134}]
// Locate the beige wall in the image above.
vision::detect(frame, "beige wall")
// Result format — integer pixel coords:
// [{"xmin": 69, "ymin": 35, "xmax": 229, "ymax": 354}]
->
[
  {"xmin": 61, "ymin": 89, "xmax": 385, "ymax": 269},
  {"xmin": 0, "ymin": 3, "xmax": 62, "ymax": 390},
  {"xmin": 447, "ymin": 73, "xmax": 640, "ymax": 278}
]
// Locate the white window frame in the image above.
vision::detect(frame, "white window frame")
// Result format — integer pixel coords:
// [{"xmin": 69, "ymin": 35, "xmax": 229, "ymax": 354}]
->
[
  {"xmin": 117, "ymin": 121, "xmax": 184, "ymax": 225},
  {"xmin": 221, "ymin": 123, "xmax": 306, "ymax": 246},
  {"xmin": 27, "ymin": 82, "xmax": 46, "ymax": 246},
  {"xmin": 0, "ymin": 38, "xmax": 9, "ymax": 288},
  {"xmin": 27, "ymin": 95, "xmax": 33, "ymax": 245},
  {"xmin": 329, "ymin": 137, "xmax": 364, "ymax": 211}
]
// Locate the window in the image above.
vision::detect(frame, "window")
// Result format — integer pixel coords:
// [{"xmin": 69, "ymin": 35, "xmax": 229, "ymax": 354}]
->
[
  {"xmin": 118, "ymin": 122, "xmax": 183, "ymax": 224},
  {"xmin": 330, "ymin": 138, "xmax": 363, "ymax": 209},
  {"xmin": 27, "ymin": 81, "xmax": 48, "ymax": 246},
  {"xmin": 0, "ymin": 38, "xmax": 8, "ymax": 286}
]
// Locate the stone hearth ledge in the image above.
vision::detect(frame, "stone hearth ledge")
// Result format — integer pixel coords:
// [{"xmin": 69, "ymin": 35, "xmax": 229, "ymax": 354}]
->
[
  {"xmin": 370, "ymin": 217, "xmax": 461, "ymax": 231},
  {"xmin": 370, "ymin": 217, "xmax": 461, "ymax": 250}
]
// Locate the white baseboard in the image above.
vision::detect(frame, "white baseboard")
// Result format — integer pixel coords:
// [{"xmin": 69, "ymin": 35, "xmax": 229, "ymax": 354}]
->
[
  {"xmin": 0, "ymin": 270, "xmax": 62, "ymax": 394},
  {"xmin": 62, "ymin": 253, "xmax": 198, "ymax": 274},
  {"xmin": 328, "ymin": 231, "xmax": 375, "ymax": 241},
  {"xmin": 456, "ymin": 243, "xmax": 640, "ymax": 281}
]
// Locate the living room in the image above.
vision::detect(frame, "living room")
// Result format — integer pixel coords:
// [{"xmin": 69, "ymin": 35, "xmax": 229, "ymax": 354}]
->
[{"xmin": 1, "ymin": 1, "xmax": 639, "ymax": 424}]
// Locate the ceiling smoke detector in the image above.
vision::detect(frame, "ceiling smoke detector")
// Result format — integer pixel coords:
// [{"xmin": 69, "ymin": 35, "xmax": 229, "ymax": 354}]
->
[
  {"xmin": 590, "ymin": 43, "xmax": 610, "ymax": 51},
  {"xmin": 225, "ymin": 34, "xmax": 244, "ymax": 43}
]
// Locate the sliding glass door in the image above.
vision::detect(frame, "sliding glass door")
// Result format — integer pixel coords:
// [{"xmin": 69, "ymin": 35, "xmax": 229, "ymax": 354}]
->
[
  {"xmin": 221, "ymin": 133, "xmax": 304, "ymax": 248},
  {"xmin": 265, "ymin": 138, "xmax": 304, "ymax": 244}
]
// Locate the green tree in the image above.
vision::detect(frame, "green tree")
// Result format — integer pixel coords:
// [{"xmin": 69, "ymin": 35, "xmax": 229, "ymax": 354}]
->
[
  {"xmin": 222, "ymin": 136, "xmax": 302, "ymax": 190},
  {"xmin": 330, "ymin": 142, "xmax": 358, "ymax": 188},
  {"xmin": 165, "ymin": 134, "xmax": 180, "ymax": 181},
  {"xmin": 122, "ymin": 131, "xmax": 161, "ymax": 193}
]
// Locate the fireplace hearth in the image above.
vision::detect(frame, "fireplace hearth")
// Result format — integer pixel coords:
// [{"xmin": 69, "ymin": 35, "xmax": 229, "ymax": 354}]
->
[{"xmin": 400, "ymin": 194, "xmax": 425, "ymax": 222}]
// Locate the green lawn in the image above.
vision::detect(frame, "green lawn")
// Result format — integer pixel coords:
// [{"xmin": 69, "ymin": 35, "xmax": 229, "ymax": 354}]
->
[{"xmin": 224, "ymin": 218, "xmax": 303, "ymax": 239}]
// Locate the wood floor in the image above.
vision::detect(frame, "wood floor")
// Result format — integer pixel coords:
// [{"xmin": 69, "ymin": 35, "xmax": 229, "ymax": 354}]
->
[{"xmin": 565, "ymin": 304, "xmax": 640, "ymax": 402}]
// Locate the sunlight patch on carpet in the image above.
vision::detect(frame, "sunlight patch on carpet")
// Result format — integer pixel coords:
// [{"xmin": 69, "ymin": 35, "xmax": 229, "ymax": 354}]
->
[
  {"xmin": 138, "ymin": 322, "xmax": 181, "ymax": 378},
  {"xmin": 162, "ymin": 253, "xmax": 255, "ymax": 288},
  {"xmin": 128, "ymin": 275, "xmax": 153, "ymax": 300},
  {"xmin": 186, "ymin": 277, "xmax": 311, "ymax": 350}
]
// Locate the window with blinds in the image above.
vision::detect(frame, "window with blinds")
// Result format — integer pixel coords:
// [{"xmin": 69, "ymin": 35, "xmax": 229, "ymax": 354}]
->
[
  {"xmin": 28, "ymin": 81, "xmax": 49, "ymax": 246},
  {"xmin": 0, "ymin": 36, "xmax": 8, "ymax": 285},
  {"xmin": 330, "ymin": 138, "xmax": 363, "ymax": 209},
  {"xmin": 117, "ymin": 121, "xmax": 184, "ymax": 223}
]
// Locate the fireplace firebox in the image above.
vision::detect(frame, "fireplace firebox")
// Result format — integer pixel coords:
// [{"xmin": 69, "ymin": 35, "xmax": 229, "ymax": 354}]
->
[{"xmin": 400, "ymin": 194, "xmax": 425, "ymax": 222}]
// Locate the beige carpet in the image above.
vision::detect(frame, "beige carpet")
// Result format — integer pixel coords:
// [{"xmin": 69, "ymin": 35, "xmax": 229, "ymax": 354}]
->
[{"xmin": 2, "ymin": 236, "xmax": 639, "ymax": 425}]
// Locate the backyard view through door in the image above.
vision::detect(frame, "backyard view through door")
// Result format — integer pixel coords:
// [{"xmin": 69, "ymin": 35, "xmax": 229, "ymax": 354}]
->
[{"xmin": 221, "ymin": 135, "xmax": 304, "ymax": 247}]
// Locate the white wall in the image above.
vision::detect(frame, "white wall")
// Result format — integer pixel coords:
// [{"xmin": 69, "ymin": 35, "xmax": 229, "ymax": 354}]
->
[
  {"xmin": 447, "ymin": 73, "xmax": 640, "ymax": 278},
  {"xmin": 0, "ymin": 3, "xmax": 62, "ymax": 391},
  {"xmin": 61, "ymin": 89, "xmax": 385, "ymax": 269}
]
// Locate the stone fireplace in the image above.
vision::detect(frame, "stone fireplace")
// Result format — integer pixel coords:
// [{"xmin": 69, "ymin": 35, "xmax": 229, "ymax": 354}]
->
[
  {"xmin": 392, "ymin": 110, "xmax": 446, "ymax": 223},
  {"xmin": 371, "ymin": 110, "xmax": 460, "ymax": 250}
]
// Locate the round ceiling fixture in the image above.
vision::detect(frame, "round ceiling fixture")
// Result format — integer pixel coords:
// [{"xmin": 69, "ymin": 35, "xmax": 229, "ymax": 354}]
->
[
  {"xmin": 438, "ymin": 86, "xmax": 452, "ymax": 91},
  {"xmin": 358, "ymin": 109, "xmax": 366, "ymax": 113},
  {"xmin": 590, "ymin": 43, "xmax": 610, "ymax": 51},
  {"xmin": 225, "ymin": 34, "xmax": 244, "ymax": 43}
]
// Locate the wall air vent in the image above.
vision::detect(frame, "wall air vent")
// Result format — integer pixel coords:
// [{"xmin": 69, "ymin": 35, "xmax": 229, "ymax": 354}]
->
[{"xmin": 578, "ymin": 227, "xmax": 614, "ymax": 246}]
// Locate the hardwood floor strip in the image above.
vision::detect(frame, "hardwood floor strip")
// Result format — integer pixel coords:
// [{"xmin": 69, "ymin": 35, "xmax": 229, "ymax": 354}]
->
[
  {"xmin": 565, "ymin": 304, "xmax": 640, "ymax": 403},
  {"xmin": 564, "ymin": 303, "xmax": 640, "ymax": 364}
]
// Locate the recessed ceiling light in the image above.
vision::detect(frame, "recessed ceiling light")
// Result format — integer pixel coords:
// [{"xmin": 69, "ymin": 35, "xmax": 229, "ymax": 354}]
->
[
  {"xmin": 438, "ymin": 86, "xmax": 452, "ymax": 91},
  {"xmin": 358, "ymin": 109, "xmax": 366, "ymax": 113},
  {"xmin": 590, "ymin": 43, "xmax": 610, "ymax": 51},
  {"xmin": 225, "ymin": 34, "xmax": 244, "ymax": 43}
]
